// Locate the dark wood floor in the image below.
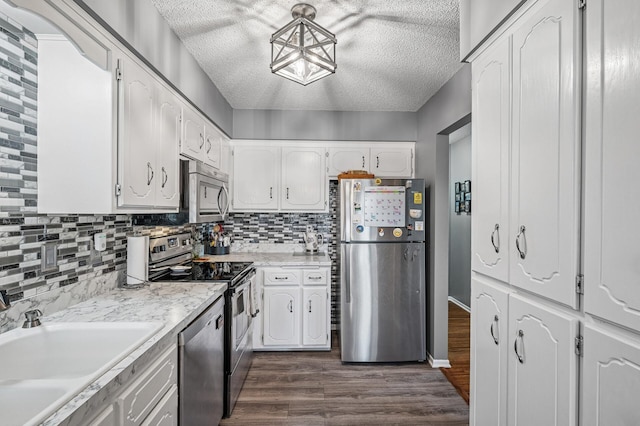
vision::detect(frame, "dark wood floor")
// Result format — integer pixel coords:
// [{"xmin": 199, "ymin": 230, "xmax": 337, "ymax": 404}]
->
[
  {"xmin": 220, "ymin": 336, "xmax": 469, "ymax": 425},
  {"xmin": 440, "ymin": 301, "xmax": 471, "ymax": 403}
]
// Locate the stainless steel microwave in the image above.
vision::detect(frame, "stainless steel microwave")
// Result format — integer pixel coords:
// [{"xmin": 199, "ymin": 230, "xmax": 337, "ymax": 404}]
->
[{"xmin": 188, "ymin": 160, "xmax": 229, "ymax": 223}]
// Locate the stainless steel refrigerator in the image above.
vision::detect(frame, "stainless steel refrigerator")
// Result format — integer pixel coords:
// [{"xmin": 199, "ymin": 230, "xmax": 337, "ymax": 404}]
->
[{"xmin": 339, "ymin": 178, "xmax": 426, "ymax": 362}]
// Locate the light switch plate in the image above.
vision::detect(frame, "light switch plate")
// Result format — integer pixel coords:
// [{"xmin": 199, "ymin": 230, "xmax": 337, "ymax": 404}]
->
[{"xmin": 41, "ymin": 243, "xmax": 57, "ymax": 272}]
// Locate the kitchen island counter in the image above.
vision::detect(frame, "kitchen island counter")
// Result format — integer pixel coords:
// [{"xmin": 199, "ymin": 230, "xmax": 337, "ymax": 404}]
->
[{"xmin": 39, "ymin": 282, "xmax": 227, "ymax": 426}]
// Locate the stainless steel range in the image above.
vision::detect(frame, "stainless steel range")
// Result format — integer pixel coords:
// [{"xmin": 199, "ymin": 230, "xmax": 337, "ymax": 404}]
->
[{"xmin": 147, "ymin": 233, "xmax": 257, "ymax": 421}]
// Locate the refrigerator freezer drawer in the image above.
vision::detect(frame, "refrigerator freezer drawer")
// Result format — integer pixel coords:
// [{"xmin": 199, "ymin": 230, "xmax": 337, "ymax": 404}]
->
[{"xmin": 340, "ymin": 242, "xmax": 426, "ymax": 362}]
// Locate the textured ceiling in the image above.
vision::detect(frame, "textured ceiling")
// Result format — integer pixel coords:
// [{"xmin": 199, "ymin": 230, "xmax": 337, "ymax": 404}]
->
[{"xmin": 148, "ymin": 0, "xmax": 462, "ymax": 112}]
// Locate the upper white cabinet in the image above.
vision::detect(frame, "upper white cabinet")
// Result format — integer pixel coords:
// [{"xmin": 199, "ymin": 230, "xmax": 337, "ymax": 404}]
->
[
  {"xmin": 180, "ymin": 103, "xmax": 225, "ymax": 170},
  {"xmin": 231, "ymin": 142, "xmax": 328, "ymax": 212},
  {"xmin": 231, "ymin": 145, "xmax": 280, "ymax": 211},
  {"xmin": 509, "ymin": 0, "xmax": 581, "ymax": 310},
  {"xmin": 118, "ymin": 56, "xmax": 180, "ymax": 209},
  {"xmin": 471, "ymin": 37, "xmax": 511, "ymax": 283},
  {"xmin": 327, "ymin": 143, "xmax": 415, "ymax": 178},
  {"xmin": 583, "ymin": 0, "xmax": 640, "ymax": 332},
  {"xmin": 281, "ymin": 147, "xmax": 326, "ymax": 211}
]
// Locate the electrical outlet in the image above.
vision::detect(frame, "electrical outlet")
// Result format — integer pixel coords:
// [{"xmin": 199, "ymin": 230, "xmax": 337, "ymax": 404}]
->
[{"xmin": 41, "ymin": 243, "xmax": 57, "ymax": 272}]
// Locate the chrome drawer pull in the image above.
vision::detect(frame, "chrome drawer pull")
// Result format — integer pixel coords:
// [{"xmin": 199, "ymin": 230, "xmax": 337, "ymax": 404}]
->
[
  {"xmin": 515, "ymin": 225, "xmax": 527, "ymax": 259},
  {"xmin": 491, "ymin": 224, "xmax": 500, "ymax": 253},
  {"xmin": 490, "ymin": 315, "xmax": 499, "ymax": 345},
  {"xmin": 514, "ymin": 329, "xmax": 525, "ymax": 363}
]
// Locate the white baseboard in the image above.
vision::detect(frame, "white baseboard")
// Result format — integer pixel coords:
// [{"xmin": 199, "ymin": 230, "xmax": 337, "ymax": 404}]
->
[
  {"xmin": 448, "ymin": 296, "xmax": 470, "ymax": 313},
  {"xmin": 428, "ymin": 353, "xmax": 451, "ymax": 369}
]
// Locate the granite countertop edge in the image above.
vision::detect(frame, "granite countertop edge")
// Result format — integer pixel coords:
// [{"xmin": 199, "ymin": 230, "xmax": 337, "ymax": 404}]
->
[{"xmin": 198, "ymin": 252, "xmax": 332, "ymax": 266}]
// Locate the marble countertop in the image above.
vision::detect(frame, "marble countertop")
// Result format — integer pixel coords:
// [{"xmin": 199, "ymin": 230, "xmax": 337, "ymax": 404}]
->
[
  {"xmin": 198, "ymin": 251, "xmax": 332, "ymax": 266},
  {"xmin": 40, "ymin": 282, "xmax": 226, "ymax": 426}
]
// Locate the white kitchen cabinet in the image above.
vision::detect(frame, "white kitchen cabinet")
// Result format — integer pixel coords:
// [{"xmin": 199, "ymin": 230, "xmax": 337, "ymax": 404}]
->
[
  {"xmin": 507, "ymin": 293, "xmax": 579, "ymax": 426},
  {"xmin": 281, "ymin": 147, "xmax": 327, "ymax": 211},
  {"xmin": 231, "ymin": 143, "xmax": 328, "ymax": 212},
  {"xmin": 583, "ymin": 0, "xmax": 640, "ymax": 332},
  {"xmin": 471, "ymin": 37, "xmax": 511, "ymax": 283},
  {"xmin": 369, "ymin": 147, "xmax": 414, "ymax": 178},
  {"xmin": 263, "ymin": 286, "xmax": 301, "ymax": 347},
  {"xmin": 302, "ymin": 287, "xmax": 330, "ymax": 346},
  {"xmin": 256, "ymin": 266, "xmax": 331, "ymax": 350},
  {"xmin": 89, "ymin": 404, "xmax": 116, "ymax": 426},
  {"xmin": 509, "ymin": 0, "xmax": 581, "ymax": 309},
  {"xmin": 140, "ymin": 385, "xmax": 178, "ymax": 426},
  {"xmin": 180, "ymin": 103, "xmax": 224, "ymax": 170},
  {"xmin": 582, "ymin": 324, "xmax": 640, "ymax": 426},
  {"xmin": 328, "ymin": 147, "xmax": 370, "ymax": 176},
  {"xmin": 117, "ymin": 56, "xmax": 180, "ymax": 210},
  {"xmin": 232, "ymin": 144, "xmax": 280, "ymax": 211},
  {"xmin": 470, "ymin": 278, "xmax": 509, "ymax": 426}
]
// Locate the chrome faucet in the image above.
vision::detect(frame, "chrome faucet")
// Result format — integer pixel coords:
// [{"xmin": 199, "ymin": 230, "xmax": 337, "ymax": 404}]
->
[
  {"xmin": 0, "ymin": 290, "xmax": 10, "ymax": 311},
  {"xmin": 22, "ymin": 309, "xmax": 43, "ymax": 328}
]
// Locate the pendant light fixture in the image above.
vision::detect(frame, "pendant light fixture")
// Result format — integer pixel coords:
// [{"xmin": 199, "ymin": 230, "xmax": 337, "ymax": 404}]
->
[{"xmin": 270, "ymin": 3, "xmax": 337, "ymax": 86}]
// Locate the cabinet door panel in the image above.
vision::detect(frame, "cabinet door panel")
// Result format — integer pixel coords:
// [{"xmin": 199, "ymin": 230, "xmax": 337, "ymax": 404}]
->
[
  {"xmin": 181, "ymin": 106, "xmax": 204, "ymax": 161},
  {"xmin": 507, "ymin": 294, "xmax": 578, "ymax": 426},
  {"xmin": 370, "ymin": 147, "xmax": 413, "ymax": 177},
  {"xmin": 155, "ymin": 91, "xmax": 180, "ymax": 208},
  {"xmin": 232, "ymin": 146, "xmax": 279, "ymax": 211},
  {"xmin": 204, "ymin": 122, "xmax": 222, "ymax": 169},
  {"xmin": 263, "ymin": 287, "xmax": 300, "ymax": 346},
  {"xmin": 281, "ymin": 147, "xmax": 326, "ymax": 211},
  {"xmin": 584, "ymin": 0, "xmax": 640, "ymax": 331},
  {"xmin": 471, "ymin": 38, "xmax": 510, "ymax": 283},
  {"xmin": 120, "ymin": 59, "xmax": 156, "ymax": 207},
  {"xmin": 302, "ymin": 287, "xmax": 328, "ymax": 346},
  {"xmin": 510, "ymin": 0, "xmax": 580, "ymax": 309},
  {"xmin": 582, "ymin": 324, "xmax": 640, "ymax": 426},
  {"xmin": 470, "ymin": 278, "xmax": 509, "ymax": 426},
  {"xmin": 328, "ymin": 147, "xmax": 369, "ymax": 177}
]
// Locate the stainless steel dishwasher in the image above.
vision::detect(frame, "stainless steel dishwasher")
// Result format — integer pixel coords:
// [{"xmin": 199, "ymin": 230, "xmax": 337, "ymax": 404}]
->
[{"xmin": 179, "ymin": 294, "xmax": 225, "ymax": 426}]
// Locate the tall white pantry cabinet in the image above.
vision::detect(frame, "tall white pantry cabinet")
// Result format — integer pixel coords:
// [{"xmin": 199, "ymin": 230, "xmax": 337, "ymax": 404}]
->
[{"xmin": 469, "ymin": 0, "xmax": 640, "ymax": 425}]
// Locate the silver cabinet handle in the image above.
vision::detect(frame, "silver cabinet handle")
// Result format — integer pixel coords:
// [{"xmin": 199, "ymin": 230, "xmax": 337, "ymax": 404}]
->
[
  {"xmin": 490, "ymin": 314, "xmax": 499, "ymax": 345},
  {"xmin": 362, "ymin": 155, "xmax": 365, "ymax": 168},
  {"xmin": 269, "ymin": 187, "xmax": 273, "ymax": 199},
  {"xmin": 161, "ymin": 167, "xmax": 168, "ymax": 188},
  {"xmin": 288, "ymin": 300, "xmax": 293, "ymax": 313},
  {"xmin": 286, "ymin": 187, "xmax": 290, "ymax": 199},
  {"xmin": 206, "ymin": 138, "xmax": 212, "ymax": 153},
  {"xmin": 491, "ymin": 224, "xmax": 500, "ymax": 253},
  {"xmin": 204, "ymin": 187, "xmax": 207, "ymax": 199},
  {"xmin": 515, "ymin": 225, "xmax": 527, "ymax": 259},
  {"xmin": 514, "ymin": 329, "xmax": 524, "ymax": 363},
  {"xmin": 199, "ymin": 133, "xmax": 204, "ymax": 149},
  {"xmin": 308, "ymin": 300, "xmax": 312, "ymax": 313},
  {"xmin": 146, "ymin": 162, "xmax": 154, "ymax": 186},
  {"xmin": 376, "ymin": 156, "xmax": 380, "ymax": 168}
]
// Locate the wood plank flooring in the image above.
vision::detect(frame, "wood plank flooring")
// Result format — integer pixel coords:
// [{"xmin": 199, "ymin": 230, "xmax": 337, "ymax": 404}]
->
[
  {"xmin": 440, "ymin": 301, "xmax": 471, "ymax": 403},
  {"xmin": 220, "ymin": 335, "xmax": 469, "ymax": 425}
]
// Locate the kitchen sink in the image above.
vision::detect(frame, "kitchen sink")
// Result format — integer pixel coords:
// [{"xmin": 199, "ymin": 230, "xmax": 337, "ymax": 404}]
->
[{"xmin": 0, "ymin": 321, "xmax": 163, "ymax": 426}]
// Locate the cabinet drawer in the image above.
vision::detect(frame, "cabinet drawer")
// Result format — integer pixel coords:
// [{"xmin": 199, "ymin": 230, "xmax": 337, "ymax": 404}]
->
[
  {"xmin": 263, "ymin": 268, "xmax": 301, "ymax": 286},
  {"xmin": 88, "ymin": 404, "xmax": 116, "ymax": 426},
  {"xmin": 303, "ymin": 269, "xmax": 328, "ymax": 286},
  {"xmin": 118, "ymin": 345, "xmax": 178, "ymax": 426}
]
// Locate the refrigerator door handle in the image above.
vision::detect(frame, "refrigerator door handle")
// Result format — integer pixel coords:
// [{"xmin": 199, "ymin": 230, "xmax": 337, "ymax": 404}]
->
[{"xmin": 345, "ymin": 248, "xmax": 351, "ymax": 304}]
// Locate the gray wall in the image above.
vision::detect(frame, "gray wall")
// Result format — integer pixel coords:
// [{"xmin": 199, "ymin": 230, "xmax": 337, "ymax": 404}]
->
[
  {"xmin": 233, "ymin": 109, "xmax": 417, "ymax": 141},
  {"xmin": 415, "ymin": 64, "xmax": 471, "ymax": 361},
  {"xmin": 448, "ymin": 126, "xmax": 471, "ymax": 308},
  {"xmin": 459, "ymin": 0, "xmax": 525, "ymax": 60},
  {"xmin": 74, "ymin": 0, "xmax": 233, "ymax": 135}
]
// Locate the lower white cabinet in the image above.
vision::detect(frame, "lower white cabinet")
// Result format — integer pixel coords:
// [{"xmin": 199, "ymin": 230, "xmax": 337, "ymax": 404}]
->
[
  {"xmin": 470, "ymin": 278, "xmax": 509, "ymax": 426},
  {"xmin": 86, "ymin": 345, "xmax": 178, "ymax": 426},
  {"xmin": 255, "ymin": 266, "xmax": 331, "ymax": 350},
  {"xmin": 582, "ymin": 324, "xmax": 640, "ymax": 426},
  {"xmin": 470, "ymin": 279, "xmax": 579, "ymax": 426}
]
